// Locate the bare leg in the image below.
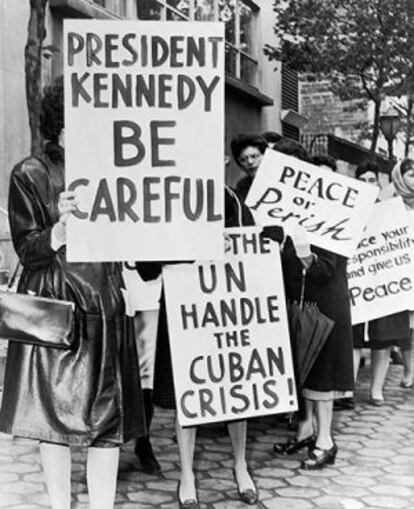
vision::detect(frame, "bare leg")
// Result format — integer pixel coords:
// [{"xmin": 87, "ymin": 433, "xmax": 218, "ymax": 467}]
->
[
  {"xmin": 227, "ymin": 420, "xmax": 255, "ymax": 492},
  {"xmin": 39, "ymin": 443, "xmax": 71, "ymax": 509},
  {"xmin": 87, "ymin": 447, "xmax": 120, "ymax": 509},
  {"xmin": 371, "ymin": 347, "xmax": 391, "ymax": 400},
  {"xmin": 401, "ymin": 330, "xmax": 414, "ymax": 386},
  {"xmin": 353, "ymin": 348, "xmax": 362, "ymax": 382},
  {"xmin": 176, "ymin": 416, "xmax": 197, "ymax": 502},
  {"xmin": 314, "ymin": 399, "xmax": 334, "ymax": 450},
  {"xmin": 296, "ymin": 398, "xmax": 315, "ymax": 441}
]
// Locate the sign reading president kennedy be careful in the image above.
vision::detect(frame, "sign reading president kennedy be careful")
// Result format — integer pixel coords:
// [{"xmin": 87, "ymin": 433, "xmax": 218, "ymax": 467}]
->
[{"xmin": 64, "ymin": 20, "xmax": 224, "ymax": 262}]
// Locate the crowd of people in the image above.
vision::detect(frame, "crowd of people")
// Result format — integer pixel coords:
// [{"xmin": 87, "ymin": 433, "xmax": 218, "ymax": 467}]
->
[{"xmin": 0, "ymin": 77, "xmax": 414, "ymax": 509}]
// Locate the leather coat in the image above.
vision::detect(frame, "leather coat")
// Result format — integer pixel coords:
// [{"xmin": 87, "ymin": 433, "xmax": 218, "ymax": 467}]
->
[{"xmin": 0, "ymin": 143, "xmax": 145, "ymax": 445}]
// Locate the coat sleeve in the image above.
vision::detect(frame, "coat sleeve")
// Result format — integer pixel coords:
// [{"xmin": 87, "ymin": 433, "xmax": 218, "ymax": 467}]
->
[
  {"xmin": 8, "ymin": 161, "xmax": 58, "ymax": 270},
  {"xmin": 306, "ymin": 247, "xmax": 339, "ymax": 285}
]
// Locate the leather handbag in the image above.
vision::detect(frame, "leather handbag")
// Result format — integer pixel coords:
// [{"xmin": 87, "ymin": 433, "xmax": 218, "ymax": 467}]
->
[{"xmin": 0, "ymin": 263, "xmax": 75, "ymax": 349}]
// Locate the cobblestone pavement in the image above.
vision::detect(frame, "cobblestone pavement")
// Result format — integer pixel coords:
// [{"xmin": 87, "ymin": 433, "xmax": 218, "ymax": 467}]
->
[{"xmin": 0, "ymin": 358, "xmax": 414, "ymax": 509}]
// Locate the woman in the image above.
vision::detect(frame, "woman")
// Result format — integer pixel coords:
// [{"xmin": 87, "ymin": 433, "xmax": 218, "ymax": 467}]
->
[
  {"xmin": 392, "ymin": 157, "xmax": 414, "ymax": 389},
  {"xmin": 138, "ymin": 187, "xmax": 258, "ymax": 508},
  {"xmin": 0, "ymin": 77, "xmax": 145, "ymax": 509},
  {"xmin": 353, "ymin": 162, "xmax": 410, "ymax": 405},
  {"xmin": 273, "ymin": 155, "xmax": 354, "ymax": 469}
]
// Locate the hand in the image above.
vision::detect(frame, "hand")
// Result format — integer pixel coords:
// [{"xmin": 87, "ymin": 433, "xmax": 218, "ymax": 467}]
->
[
  {"xmin": 288, "ymin": 224, "xmax": 312, "ymax": 259},
  {"xmin": 57, "ymin": 191, "xmax": 79, "ymax": 224}
]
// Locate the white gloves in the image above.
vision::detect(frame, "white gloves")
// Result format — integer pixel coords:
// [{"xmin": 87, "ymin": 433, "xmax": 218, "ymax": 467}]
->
[
  {"xmin": 287, "ymin": 224, "xmax": 312, "ymax": 259},
  {"xmin": 51, "ymin": 191, "xmax": 79, "ymax": 251}
]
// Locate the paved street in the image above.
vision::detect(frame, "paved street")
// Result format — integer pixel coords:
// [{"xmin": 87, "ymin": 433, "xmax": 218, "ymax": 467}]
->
[{"xmin": 0, "ymin": 356, "xmax": 413, "ymax": 509}]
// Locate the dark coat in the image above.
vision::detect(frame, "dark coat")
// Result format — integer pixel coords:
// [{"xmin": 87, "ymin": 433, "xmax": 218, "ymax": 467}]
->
[
  {"xmin": 353, "ymin": 311, "xmax": 410, "ymax": 350},
  {"xmin": 282, "ymin": 239, "xmax": 354, "ymax": 392},
  {"xmin": 138, "ymin": 187, "xmax": 255, "ymax": 409},
  {"xmin": 0, "ymin": 144, "xmax": 145, "ymax": 445}
]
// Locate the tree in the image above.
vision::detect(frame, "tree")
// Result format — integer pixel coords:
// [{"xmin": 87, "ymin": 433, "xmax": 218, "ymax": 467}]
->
[
  {"xmin": 25, "ymin": 0, "xmax": 49, "ymax": 157},
  {"xmin": 265, "ymin": 0, "xmax": 414, "ymax": 154}
]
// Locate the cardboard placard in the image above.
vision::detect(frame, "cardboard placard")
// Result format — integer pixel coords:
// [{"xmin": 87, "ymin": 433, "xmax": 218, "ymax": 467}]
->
[
  {"xmin": 163, "ymin": 227, "xmax": 297, "ymax": 426},
  {"xmin": 64, "ymin": 20, "xmax": 224, "ymax": 261},
  {"xmin": 347, "ymin": 197, "xmax": 414, "ymax": 324},
  {"xmin": 245, "ymin": 150, "xmax": 378, "ymax": 258}
]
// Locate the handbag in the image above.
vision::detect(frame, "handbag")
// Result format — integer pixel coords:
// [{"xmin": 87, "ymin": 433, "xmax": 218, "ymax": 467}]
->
[{"xmin": 0, "ymin": 262, "xmax": 75, "ymax": 349}]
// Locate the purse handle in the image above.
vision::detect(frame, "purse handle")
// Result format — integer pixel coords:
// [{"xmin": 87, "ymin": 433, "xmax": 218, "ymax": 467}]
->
[{"xmin": 7, "ymin": 261, "xmax": 21, "ymax": 291}]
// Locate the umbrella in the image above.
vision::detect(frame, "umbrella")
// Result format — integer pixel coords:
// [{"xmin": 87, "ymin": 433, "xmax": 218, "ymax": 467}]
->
[{"xmin": 288, "ymin": 300, "xmax": 335, "ymax": 388}]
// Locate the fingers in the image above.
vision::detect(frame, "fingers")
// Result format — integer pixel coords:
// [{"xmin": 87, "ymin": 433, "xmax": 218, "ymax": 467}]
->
[{"xmin": 58, "ymin": 191, "xmax": 79, "ymax": 222}]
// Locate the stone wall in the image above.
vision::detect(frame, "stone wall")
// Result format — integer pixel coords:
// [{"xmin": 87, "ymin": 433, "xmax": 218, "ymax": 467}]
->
[{"xmin": 300, "ymin": 80, "xmax": 369, "ymax": 144}]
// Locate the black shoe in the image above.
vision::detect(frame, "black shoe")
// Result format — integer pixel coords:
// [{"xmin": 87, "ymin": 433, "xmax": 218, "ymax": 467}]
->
[
  {"xmin": 233, "ymin": 469, "xmax": 258, "ymax": 505},
  {"xmin": 333, "ymin": 397, "xmax": 355, "ymax": 411},
  {"xmin": 273, "ymin": 434, "xmax": 315, "ymax": 455},
  {"xmin": 177, "ymin": 481, "xmax": 199, "ymax": 509},
  {"xmin": 300, "ymin": 443, "xmax": 337, "ymax": 470},
  {"xmin": 135, "ymin": 436, "xmax": 161, "ymax": 475}
]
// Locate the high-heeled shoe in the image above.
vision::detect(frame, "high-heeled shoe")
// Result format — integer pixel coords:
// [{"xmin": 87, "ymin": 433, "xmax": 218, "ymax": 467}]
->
[
  {"xmin": 300, "ymin": 443, "xmax": 337, "ymax": 470},
  {"xmin": 273, "ymin": 434, "xmax": 315, "ymax": 455},
  {"xmin": 233, "ymin": 469, "xmax": 258, "ymax": 505},
  {"xmin": 177, "ymin": 481, "xmax": 199, "ymax": 509}
]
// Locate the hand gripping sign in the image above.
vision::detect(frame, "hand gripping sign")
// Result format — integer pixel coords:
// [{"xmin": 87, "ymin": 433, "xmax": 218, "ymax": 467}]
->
[
  {"xmin": 162, "ymin": 227, "xmax": 297, "ymax": 427},
  {"xmin": 245, "ymin": 150, "xmax": 378, "ymax": 258},
  {"xmin": 347, "ymin": 197, "xmax": 414, "ymax": 324},
  {"xmin": 64, "ymin": 20, "xmax": 224, "ymax": 262}
]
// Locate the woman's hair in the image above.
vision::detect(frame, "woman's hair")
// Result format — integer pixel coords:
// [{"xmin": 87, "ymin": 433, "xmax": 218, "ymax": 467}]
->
[
  {"xmin": 262, "ymin": 131, "xmax": 283, "ymax": 145},
  {"xmin": 312, "ymin": 154, "xmax": 337, "ymax": 172},
  {"xmin": 230, "ymin": 134, "xmax": 268, "ymax": 163},
  {"xmin": 40, "ymin": 76, "xmax": 64, "ymax": 143},
  {"xmin": 355, "ymin": 161, "xmax": 379, "ymax": 180},
  {"xmin": 272, "ymin": 138, "xmax": 309, "ymax": 161},
  {"xmin": 400, "ymin": 158, "xmax": 414, "ymax": 176}
]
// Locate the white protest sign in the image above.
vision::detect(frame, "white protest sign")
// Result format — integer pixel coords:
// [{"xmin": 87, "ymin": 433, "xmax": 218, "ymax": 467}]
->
[
  {"xmin": 245, "ymin": 150, "xmax": 378, "ymax": 258},
  {"xmin": 162, "ymin": 227, "xmax": 297, "ymax": 427},
  {"xmin": 347, "ymin": 197, "xmax": 414, "ymax": 324},
  {"xmin": 64, "ymin": 20, "xmax": 224, "ymax": 261}
]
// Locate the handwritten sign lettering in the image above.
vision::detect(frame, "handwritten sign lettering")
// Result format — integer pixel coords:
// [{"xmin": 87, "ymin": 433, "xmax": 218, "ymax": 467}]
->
[
  {"xmin": 245, "ymin": 150, "xmax": 378, "ymax": 257},
  {"xmin": 64, "ymin": 20, "xmax": 224, "ymax": 261},
  {"xmin": 347, "ymin": 197, "xmax": 414, "ymax": 324},
  {"xmin": 163, "ymin": 228, "xmax": 297, "ymax": 426}
]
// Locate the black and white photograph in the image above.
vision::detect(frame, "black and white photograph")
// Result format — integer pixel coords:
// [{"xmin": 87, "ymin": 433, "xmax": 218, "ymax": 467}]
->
[{"xmin": 0, "ymin": 1, "xmax": 413, "ymax": 508}]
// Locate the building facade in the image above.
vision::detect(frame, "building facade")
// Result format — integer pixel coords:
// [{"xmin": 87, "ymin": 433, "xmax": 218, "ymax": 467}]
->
[{"xmin": 0, "ymin": 0, "xmax": 302, "ymax": 269}]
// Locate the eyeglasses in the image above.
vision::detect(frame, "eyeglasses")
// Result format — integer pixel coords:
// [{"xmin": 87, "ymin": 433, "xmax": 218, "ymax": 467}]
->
[{"xmin": 239, "ymin": 153, "xmax": 262, "ymax": 164}]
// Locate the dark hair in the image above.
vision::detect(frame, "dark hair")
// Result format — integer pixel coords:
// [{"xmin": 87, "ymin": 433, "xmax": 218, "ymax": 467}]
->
[
  {"xmin": 262, "ymin": 131, "xmax": 283, "ymax": 145},
  {"xmin": 312, "ymin": 154, "xmax": 337, "ymax": 172},
  {"xmin": 230, "ymin": 134, "xmax": 267, "ymax": 163},
  {"xmin": 355, "ymin": 161, "xmax": 379, "ymax": 180},
  {"xmin": 272, "ymin": 138, "xmax": 309, "ymax": 161},
  {"xmin": 40, "ymin": 76, "xmax": 64, "ymax": 143},
  {"xmin": 400, "ymin": 158, "xmax": 414, "ymax": 176}
]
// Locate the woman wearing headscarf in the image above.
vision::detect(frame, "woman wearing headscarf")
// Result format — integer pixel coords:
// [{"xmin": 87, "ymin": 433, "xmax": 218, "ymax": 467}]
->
[{"xmin": 391, "ymin": 157, "xmax": 414, "ymax": 388}]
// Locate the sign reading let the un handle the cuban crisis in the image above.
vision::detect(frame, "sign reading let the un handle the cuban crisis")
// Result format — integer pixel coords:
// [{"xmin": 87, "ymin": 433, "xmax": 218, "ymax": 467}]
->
[
  {"xmin": 64, "ymin": 20, "xmax": 224, "ymax": 261},
  {"xmin": 163, "ymin": 228, "xmax": 297, "ymax": 427}
]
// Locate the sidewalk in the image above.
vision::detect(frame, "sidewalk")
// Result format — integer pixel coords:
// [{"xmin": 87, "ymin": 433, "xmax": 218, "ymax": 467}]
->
[{"xmin": 0, "ymin": 357, "xmax": 413, "ymax": 509}]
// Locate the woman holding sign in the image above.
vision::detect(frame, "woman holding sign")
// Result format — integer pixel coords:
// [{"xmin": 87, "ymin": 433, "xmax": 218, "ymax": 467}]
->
[
  {"xmin": 0, "ymin": 78, "xmax": 145, "ymax": 509},
  {"xmin": 137, "ymin": 186, "xmax": 259, "ymax": 508},
  {"xmin": 273, "ymin": 156, "xmax": 354, "ymax": 470},
  {"xmin": 392, "ymin": 157, "xmax": 414, "ymax": 389},
  {"xmin": 352, "ymin": 162, "xmax": 411, "ymax": 406}
]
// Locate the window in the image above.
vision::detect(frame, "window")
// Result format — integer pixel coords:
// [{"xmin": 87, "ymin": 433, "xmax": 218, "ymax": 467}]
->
[
  {"xmin": 92, "ymin": 0, "xmax": 127, "ymax": 17},
  {"xmin": 138, "ymin": 0, "xmax": 259, "ymax": 87}
]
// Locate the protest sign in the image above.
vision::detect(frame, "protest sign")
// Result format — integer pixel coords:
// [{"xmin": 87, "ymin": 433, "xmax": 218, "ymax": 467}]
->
[
  {"xmin": 63, "ymin": 20, "xmax": 224, "ymax": 261},
  {"xmin": 347, "ymin": 197, "xmax": 414, "ymax": 324},
  {"xmin": 245, "ymin": 150, "xmax": 378, "ymax": 258},
  {"xmin": 162, "ymin": 227, "xmax": 297, "ymax": 426}
]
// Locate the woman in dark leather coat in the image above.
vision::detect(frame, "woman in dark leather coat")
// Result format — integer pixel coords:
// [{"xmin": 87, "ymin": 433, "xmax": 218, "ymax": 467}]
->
[{"xmin": 0, "ymin": 78, "xmax": 145, "ymax": 509}]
